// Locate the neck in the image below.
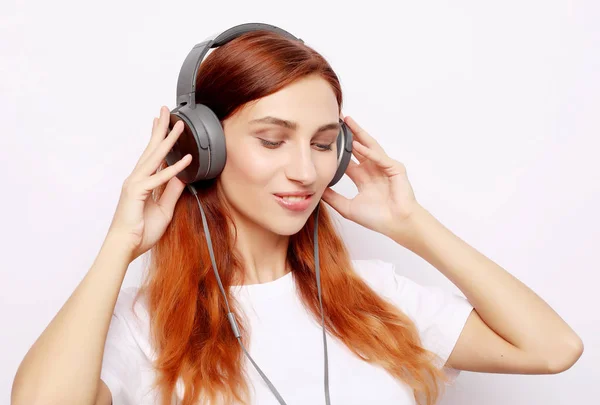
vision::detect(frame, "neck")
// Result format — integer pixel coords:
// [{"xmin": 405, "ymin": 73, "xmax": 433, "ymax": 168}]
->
[{"xmin": 230, "ymin": 215, "xmax": 291, "ymax": 286}]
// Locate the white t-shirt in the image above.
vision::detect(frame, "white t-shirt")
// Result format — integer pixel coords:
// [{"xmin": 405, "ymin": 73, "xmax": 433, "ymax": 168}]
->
[{"xmin": 101, "ymin": 259, "xmax": 474, "ymax": 405}]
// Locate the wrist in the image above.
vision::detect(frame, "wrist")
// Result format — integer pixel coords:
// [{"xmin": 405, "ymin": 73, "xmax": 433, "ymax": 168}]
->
[
  {"xmin": 101, "ymin": 231, "xmax": 137, "ymax": 265},
  {"xmin": 387, "ymin": 204, "xmax": 432, "ymax": 247}
]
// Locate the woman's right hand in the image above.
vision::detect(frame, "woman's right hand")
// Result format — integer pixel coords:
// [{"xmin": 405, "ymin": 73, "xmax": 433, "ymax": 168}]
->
[{"xmin": 107, "ymin": 106, "xmax": 193, "ymax": 262}]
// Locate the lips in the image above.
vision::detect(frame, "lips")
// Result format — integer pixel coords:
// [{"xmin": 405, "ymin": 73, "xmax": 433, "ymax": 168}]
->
[
  {"xmin": 273, "ymin": 191, "xmax": 314, "ymax": 198},
  {"xmin": 273, "ymin": 192, "xmax": 314, "ymax": 212}
]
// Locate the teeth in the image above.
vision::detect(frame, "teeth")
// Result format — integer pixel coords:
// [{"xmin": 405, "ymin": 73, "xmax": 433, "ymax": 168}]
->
[{"xmin": 281, "ymin": 196, "xmax": 307, "ymax": 202}]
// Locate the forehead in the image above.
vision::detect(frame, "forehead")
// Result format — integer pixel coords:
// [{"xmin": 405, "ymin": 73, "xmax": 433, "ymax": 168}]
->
[{"xmin": 239, "ymin": 75, "xmax": 340, "ymax": 125}]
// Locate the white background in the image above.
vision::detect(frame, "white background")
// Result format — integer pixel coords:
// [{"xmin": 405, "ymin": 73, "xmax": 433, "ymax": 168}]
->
[{"xmin": 2, "ymin": 0, "xmax": 598, "ymax": 403}]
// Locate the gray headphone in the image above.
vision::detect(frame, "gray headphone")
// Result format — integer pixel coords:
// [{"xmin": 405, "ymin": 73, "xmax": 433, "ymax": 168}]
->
[
  {"xmin": 166, "ymin": 23, "xmax": 343, "ymax": 405},
  {"xmin": 164, "ymin": 22, "xmax": 353, "ymax": 187}
]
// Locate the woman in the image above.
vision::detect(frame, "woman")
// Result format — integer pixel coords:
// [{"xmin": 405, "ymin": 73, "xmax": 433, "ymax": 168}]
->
[{"xmin": 12, "ymin": 26, "xmax": 583, "ymax": 405}]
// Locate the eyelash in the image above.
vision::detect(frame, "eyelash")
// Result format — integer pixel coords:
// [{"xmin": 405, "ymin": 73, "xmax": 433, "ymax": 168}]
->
[{"xmin": 259, "ymin": 139, "xmax": 333, "ymax": 151}]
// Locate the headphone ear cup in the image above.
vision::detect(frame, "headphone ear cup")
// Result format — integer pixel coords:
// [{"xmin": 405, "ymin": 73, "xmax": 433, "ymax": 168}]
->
[
  {"xmin": 328, "ymin": 121, "xmax": 353, "ymax": 187},
  {"xmin": 166, "ymin": 104, "xmax": 227, "ymax": 184}
]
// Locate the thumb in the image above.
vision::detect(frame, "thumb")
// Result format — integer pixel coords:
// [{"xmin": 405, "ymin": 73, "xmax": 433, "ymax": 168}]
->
[{"xmin": 321, "ymin": 188, "xmax": 351, "ymax": 219}]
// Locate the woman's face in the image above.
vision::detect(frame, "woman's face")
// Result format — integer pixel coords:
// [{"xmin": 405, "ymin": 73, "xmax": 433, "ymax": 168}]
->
[{"xmin": 219, "ymin": 74, "xmax": 341, "ymax": 236}]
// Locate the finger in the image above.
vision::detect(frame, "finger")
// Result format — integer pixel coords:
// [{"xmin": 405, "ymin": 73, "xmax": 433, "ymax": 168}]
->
[
  {"xmin": 344, "ymin": 160, "xmax": 368, "ymax": 190},
  {"xmin": 340, "ymin": 112, "xmax": 362, "ymax": 162},
  {"xmin": 133, "ymin": 116, "xmax": 158, "ymax": 172},
  {"xmin": 352, "ymin": 140, "xmax": 400, "ymax": 175},
  {"xmin": 344, "ymin": 159, "xmax": 359, "ymax": 181},
  {"xmin": 344, "ymin": 116, "xmax": 381, "ymax": 151},
  {"xmin": 135, "ymin": 106, "xmax": 171, "ymax": 171},
  {"xmin": 339, "ymin": 112, "xmax": 366, "ymax": 163},
  {"xmin": 352, "ymin": 140, "xmax": 386, "ymax": 165},
  {"xmin": 321, "ymin": 188, "xmax": 352, "ymax": 219},
  {"xmin": 352, "ymin": 145, "xmax": 368, "ymax": 163},
  {"xmin": 156, "ymin": 173, "xmax": 188, "ymax": 215},
  {"xmin": 141, "ymin": 152, "xmax": 192, "ymax": 190},
  {"xmin": 138, "ymin": 106, "xmax": 171, "ymax": 167},
  {"xmin": 345, "ymin": 159, "xmax": 362, "ymax": 179},
  {"xmin": 135, "ymin": 120, "xmax": 186, "ymax": 178},
  {"xmin": 341, "ymin": 111, "xmax": 368, "ymax": 163}
]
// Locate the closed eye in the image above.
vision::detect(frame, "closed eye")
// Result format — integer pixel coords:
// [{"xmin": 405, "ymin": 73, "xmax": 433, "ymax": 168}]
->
[
  {"xmin": 259, "ymin": 139, "xmax": 282, "ymax": 148},
  {"xmin": 315, "ymin": 143, "xmax": 333, "ymax": 151},
  {"xmin": 258, "ymin": 139, "xmax": 334, "ymax": 151}
]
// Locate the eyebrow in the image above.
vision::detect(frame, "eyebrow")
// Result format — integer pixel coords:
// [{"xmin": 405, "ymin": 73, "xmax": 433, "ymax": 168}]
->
[{"xmin": 249, "ymin": 116, "xmax": 340, "ymax": 133}]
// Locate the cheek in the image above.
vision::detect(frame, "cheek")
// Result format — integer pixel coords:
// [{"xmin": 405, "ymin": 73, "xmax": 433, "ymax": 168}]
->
[
  {"xmin": 220, "ymin": 144, "xmax": 275, "ymax": 191},
  {"xmin": 317, "ymin": 153, "xmax": 340, "ymax": 183}
]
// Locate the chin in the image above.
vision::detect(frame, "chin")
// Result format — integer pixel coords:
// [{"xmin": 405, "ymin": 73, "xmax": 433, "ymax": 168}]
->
[
  {"xmin": 267, "ymin": 218, "xmax": 310, "ymax": 236},
  {"xmin": 257, "ymin": 208, "xmax": 314, "ymax": 236}
]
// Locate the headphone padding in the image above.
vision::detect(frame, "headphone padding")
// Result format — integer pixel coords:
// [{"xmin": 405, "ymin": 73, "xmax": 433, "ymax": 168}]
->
[
  {"xmin": 328, "ymin": 122, "xmax": 353, "ymax": 187},
  {"xmin": 190, "ymin": 105, "xmax": 227, "ymax": 180}
]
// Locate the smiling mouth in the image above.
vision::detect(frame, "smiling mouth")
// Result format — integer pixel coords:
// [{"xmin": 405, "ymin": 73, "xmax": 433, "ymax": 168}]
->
[
  {"xmin": 273, "ymin": 194, "xmax": 314, "ymax": 212},
  {"xmin": 278, "ymin": 195, "xmax": 310, "ymax": 202}
]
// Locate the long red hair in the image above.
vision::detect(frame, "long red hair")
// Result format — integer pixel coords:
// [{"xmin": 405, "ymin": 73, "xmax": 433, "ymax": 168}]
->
[{"xmin": 134, "ymin": 30, "xmax": 450, "ymax": 405}]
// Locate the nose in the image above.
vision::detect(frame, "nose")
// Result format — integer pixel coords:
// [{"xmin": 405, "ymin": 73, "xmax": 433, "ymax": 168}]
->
[{"xmin": 284, "ymin": 144, "xmax": 318, "ymax": 185}]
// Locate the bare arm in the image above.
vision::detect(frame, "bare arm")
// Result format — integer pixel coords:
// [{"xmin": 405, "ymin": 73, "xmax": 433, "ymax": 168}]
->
[
  {"xmin": 392, "ymin": 205, "xmax": 583, "ymax": 374},
  {"xmin": 11, "ymin": 233, "xmax": 133, "ymax": 405},
  {"xmin": 11, "ymin": 106, "xmax": 192, "ymax": 405},
  {"xmin": 95, "ymin": 380, "xmax": 113, "ymax": 405}
]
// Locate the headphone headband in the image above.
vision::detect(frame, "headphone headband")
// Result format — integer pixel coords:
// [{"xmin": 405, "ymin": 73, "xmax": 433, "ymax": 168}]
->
[
  {"xmin": 176, "ymin": 23, "xmax": 302, "ymax": 108},
  {"xmin": 166, "ymin": 22, "xmax": 351, "ymax": 187}
]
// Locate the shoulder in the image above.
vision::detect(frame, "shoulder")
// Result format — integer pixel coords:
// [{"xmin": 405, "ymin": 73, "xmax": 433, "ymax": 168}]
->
[
  {"xmin": 350, "ymin": 258, "xmax": 473, "ymax": 330},
  {"xmin": 350, "ymin": 258, "xmax": 393, "ymax": 275},
  {"xmin": 349, "ymin": 258, "xmax": 420, "ymax": 302},
  {"xmin": 113, "ymin": 286, "xmax": 148, "ymax": 321},
  {"xmin": 350, "ymin": 258, "xmax": 474, "ymax": 382},
  {"xmin": 107, "ymin": 286, "xmax": 154, "ymax": 356},
  {"xmin": 350, "ymin": 258, "xmax": 397, "ymax": 294},
  {"xmin": 101, "ymin": 287, "xmax": 154, "ymax": 402}
]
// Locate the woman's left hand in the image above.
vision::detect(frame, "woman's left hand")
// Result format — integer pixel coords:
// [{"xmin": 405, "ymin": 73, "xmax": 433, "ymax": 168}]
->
[{"xmin": 321, "ymin": 115, "xmax": 422, "ymax": 239}]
